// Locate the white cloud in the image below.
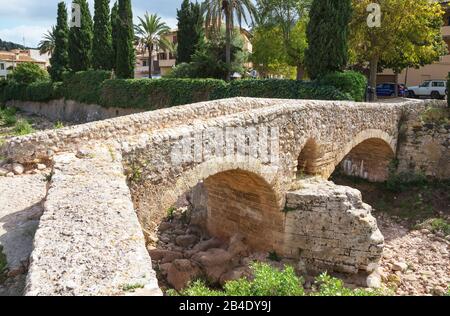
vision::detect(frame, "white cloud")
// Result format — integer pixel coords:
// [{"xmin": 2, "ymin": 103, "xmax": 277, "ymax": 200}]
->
[{"xmin": 0, "ymin": 25, "xmax": 49, "ymax": 48}]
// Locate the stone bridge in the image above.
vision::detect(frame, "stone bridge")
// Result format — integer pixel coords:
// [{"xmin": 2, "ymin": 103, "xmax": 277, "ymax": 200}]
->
[{"xmin": 1, "ymin": 97, "xmax": 435, "ymax": 295}]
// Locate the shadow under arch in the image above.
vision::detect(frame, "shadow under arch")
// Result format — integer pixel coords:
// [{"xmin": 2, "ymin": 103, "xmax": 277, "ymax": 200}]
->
[
  {"xmin": 331, "ymin": 130, "xmax": 396, "ymax": 182},
  {"xmin": 296, "ymin": 138, "xmax": 323, "ymax": 177}
]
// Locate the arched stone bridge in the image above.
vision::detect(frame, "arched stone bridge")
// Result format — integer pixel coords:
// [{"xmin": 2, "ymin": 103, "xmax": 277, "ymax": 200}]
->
[{"xmin": 1, "ymin": 97, "xmax": 431, "ymax": 295}]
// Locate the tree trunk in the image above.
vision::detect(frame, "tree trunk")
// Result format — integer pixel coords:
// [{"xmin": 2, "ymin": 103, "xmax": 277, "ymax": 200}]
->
[
  {"xmin": 225, "ymin": 6, "xmax": 232, "ymax": 81},
  {"xmin": 369, "ymin": 56, "xmax": 379, "ymax": 102},
  {"xmin": 148, "ymin": 44, "xmax": 153, "ymax": 79},
  {"xmin": 296, "ymin": 64, "xmax": 305, "ymax": 81}
]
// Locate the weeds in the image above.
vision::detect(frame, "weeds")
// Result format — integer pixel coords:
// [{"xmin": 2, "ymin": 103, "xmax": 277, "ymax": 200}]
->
[{"xmin": 13, "ymin": 119, "xmax": 34, "ymax": 136}]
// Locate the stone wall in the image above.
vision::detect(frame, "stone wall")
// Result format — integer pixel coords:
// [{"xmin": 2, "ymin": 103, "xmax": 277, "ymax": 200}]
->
[
  {"xmin": 397, "ymin": 106, "xmax": 450, "ymax": 179},
  {"xmin": 284, "ymin": 179, "xmax": 384, "ymax": 274},
  {"xmin": 6, "ymin": 99, "xmax": 143, "ymax": 123}
]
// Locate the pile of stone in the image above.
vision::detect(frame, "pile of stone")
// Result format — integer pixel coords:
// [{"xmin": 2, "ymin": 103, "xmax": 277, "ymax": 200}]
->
[{"xmin": 0, "ymin": 161, "xmax": 48, "ymax": 177}]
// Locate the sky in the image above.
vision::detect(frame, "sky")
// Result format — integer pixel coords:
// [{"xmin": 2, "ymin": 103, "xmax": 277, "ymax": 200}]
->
[{"xmin": 0, "ymin": 0, "xmax": 184, "ymax": 48}]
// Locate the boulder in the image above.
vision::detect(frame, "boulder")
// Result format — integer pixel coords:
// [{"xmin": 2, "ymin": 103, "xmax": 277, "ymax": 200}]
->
[
  {"xmin": 392, "ymin": 261, "xmax": 408, "ymax": 272},
  {"xmin": 36, "ymin": 163, "xmax": 47, "ymax": 170},
  {"xmin": 148, "ymin": 249, "xmax": 183, "ymax": 263},
  {"xmin": 175, "ymin": 234, "xmax": 198, "ymax": 248},
  {"xmin": 228, "ymin": 233, "xmax": 248, "ymax": 257},
  {"xmin": 167, "ymin": 259, "xmax": 201, "ymax": 291},
  {"xmin": 192, "ymin": 248, "xmax": 233, "ymax": 282},
  {"xmin": 366, "ymin": 272, "xmax": 382, "ymax": 289},
  {"xmin": 12, "ymin": 163, "xmax": 24, "ymax": 175}
]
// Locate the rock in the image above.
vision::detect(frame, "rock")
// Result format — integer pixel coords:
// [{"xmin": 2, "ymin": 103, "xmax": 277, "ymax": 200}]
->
[
  {"xmin": 12, "ymin": 163, "xmax": 24, "ymax": 175},
  {"xmin": 158, "ymin": 222, "xmax": 173, "ymax": 232},
  {"xmin": 158, "ymin": 263, "xmax": 172, "ymax": 276},
  {"xmin": 167, "ymin": 259, "xmax": 201, "ymax": 291},
  {"xmin": 36, "ymin": 163, "xmax": 46, "ymax": 170},
  {"xmin": 219, "ymin": 266, "xmax": 249, "ymax": 285},
  {"xmin": 366, "ymin": 272, "xmax": 381, "ymax": 288},
  {"xmin": 175, "ymin": 234, "xmax": 198, "ymax": 248},
  {"xmin": 228, "ymin": 233, "xmax": 248, "ymax": 257},
  {"xmin": 431, "ymin": 286, "xmax": 446, "ymax": 296},
  {"xmin": 6, "ymin": 172, "xmax": 14, "ymax": 177},
  {"xmin": 366, "ymin": 262, "xmax": 379, "ymax": 273},
  {"xmin": 392, "ymin": 261, "xmax": 408, "ymax": 272},
  {"xmin": 148, "ymin": 249, "xmax": 183, "ymax": 263},
  {"xmin": 7, "ymin": 266, "xmax": 25, "ymax": 278},
  {"xmin": 0, "ymin": 167, "xmax": 8, "ymax": 176},
  {"xmin": 191, "ymin": 238, "xmax": 224, "ymax": 253},
  {"xmin": 192, "ymin": 248, "xmax": 233, "ymax": 282}
]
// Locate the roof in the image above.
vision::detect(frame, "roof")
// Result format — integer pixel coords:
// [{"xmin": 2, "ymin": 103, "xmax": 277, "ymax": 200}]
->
[{"xmin": 0, "ymin": 51, "xmax": 46, "ymax": 64}]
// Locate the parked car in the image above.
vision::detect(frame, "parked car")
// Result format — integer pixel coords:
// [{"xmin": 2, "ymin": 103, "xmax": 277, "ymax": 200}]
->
[
  {"xmin": 376, "ymin": 83, "xmax": 407, "ymax": 97},
  {"xmin": 407, "ymin": 80, "xmax": 447, "ymax": 99}
]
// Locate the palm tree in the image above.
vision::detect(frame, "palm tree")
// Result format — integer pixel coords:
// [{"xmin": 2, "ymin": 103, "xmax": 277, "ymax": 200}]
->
[
  {"xmin": 202, "ymin": 0, "xmax": 257, "ymax": 81},
  {"xmin": 134, "ymin": 12, "xmax": 171, "ymax": 78},
  {"xmin": 38, "ymin": 26, "xmax": 56, "ymax": 55}
]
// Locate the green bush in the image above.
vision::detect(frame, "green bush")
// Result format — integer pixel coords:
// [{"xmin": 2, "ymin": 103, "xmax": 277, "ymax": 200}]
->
[
  {"xmin": 319, "ymin": 71, "xmax": 367, "ymax": 102},
  {"xmin": 168, "ymin": 262, "xmax": 387, "ymax": 296},
  {"xmin": 100, "ymin": 78, "xmax": 226, "ymax": 109},
  {"xmin": 25, "ymin": 81, "xmax": 61, "ymax": 102},
  {"xmin": 3, "ymin": 82, "xmax": 27, "ymax": 101},
  {"xmin": 0, "ymin": 106, "xmax": 17, "ymax": 125},
  {"xmin": 386, "ymin": 171, "xmax": 428, "ymax": 192},
  {"xmin": 8, "ymin": 62, "xmax": 50, "ymax": 85},
  {"xmin": 13, "ymin": 119, "xmax": 34, "ymax": 135},
  {"xmin": 61, "ymin": 70, "xmax": 112, "ymax": 104}
]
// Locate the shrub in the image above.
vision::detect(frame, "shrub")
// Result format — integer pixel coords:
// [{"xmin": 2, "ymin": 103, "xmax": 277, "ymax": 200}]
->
[
  {"xmin": 415, "ymin": 218, "xmax": 450, "ymax": 235},
  {"xmin": 420, "ymin": 107, "xmax": 449, "ymax": 125},
  {"xmin": 319, "ymin": 71, "xmax": 367, "ymax": 102},
  {"xmin": 169, "ymin": 263, "xmax": 387, "ymax": 296},
  {"xmin": 8, "ymin": 62, "xmax": 50, "ymax": 85},
  {"xmin": 13, "ymin": 119, "xmax": 34, "ymax": 135},
  {"xmin": 386, "ymin": 171, "xmax": 428, "ymax": 192},
  {"xmin": 26, "ymin": 81, "xmax": 61, "ymax": 102},
  {"xmin": 61, "ymin": 70, "xmax": 111, "ymax": 104},
  {"xmin": 100, "ymin": 78, "xmax": 226, "ymax": 109}
]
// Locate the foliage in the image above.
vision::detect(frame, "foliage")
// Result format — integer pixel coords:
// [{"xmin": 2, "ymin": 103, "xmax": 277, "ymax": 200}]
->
[
  {"xmin": 0, "ymin": 107, "xmax": 17, "ymax": 126},
  {"xmin": 169, "ymin": 29, "xmax": 247, "ymax": 80},
  {"xmin": 111, "ymin": 1, "xmax": 119, "ymax": 68},
  {"xmin": 92, "ymin": 0, "xmax": 113, "ymax": 70},
  {"xmin": 319, "ymin": 71, "xmax": 367, "ymax": 102},
  {"xmin": 13, "ymin": 119, "xmax": 35, "ymax": 136},
  {"xmin": 116, "ymin": 0, "xmax": 135, "ymax": 78},
  {"xmin": 177, "ymin": 0, "xmax": 204, "ymax": 64},
  {"xmin": 203, "ymin": 0, "xmax": 257, "ymax": 80},
  {"xmin": 415, "ymin": 218, "xmax": 450, "ymax": 236},
  {"xmin": 0, "ymin": 39, "xmax": 27, "ymax": 51},
  {"xmin": 61, "ymin": 70, "xmax": 111, "ymax": 104},
  {"xmin": 305, "ymin": 0, "xmax": 351, "ymax": 79},
  {"xmin": 68, "ymin": 0, "xmax": 93, "ymax": 72},
  {"xmin": 134, "ymin": 12, "xmax": 171, "ymax": 79},
  {"xmin": 100, "ymin": 78, "xmax": 226, "ymax": 109},
  {"xmin": 420, "ymin": 107, "xmax": 450, "ymax": 125},
  {"xmin": 49, "ymin": 2, "xmax": 69, "ymax": 81},
  {"xmin": 256, "ymin": 0, "xmax": 311, "ymax": 79},
  {"xmin": 386, "ymin": 171, "xmax": 428, "ymax": 193},
  {"xmin": 26, "ymin": 81, "xmax": 62, "ymax": 102},
  {"xmin": 38, "ymin": 26, "xmax": 56, "ymax": 55},
  {"xmin": 170, "ymin": 263, "xmax": 387, "ymax": 296},
  {"xmin": 54, "ymin": 121, "xmax": 65, "ymax": 129},
  {"xmin": 8, "ymin": 63, "xmax": 49, "ymax": 85},
  {"xmin": 350, "ymin": 0, "xmax": 446, "ymax": 97}
]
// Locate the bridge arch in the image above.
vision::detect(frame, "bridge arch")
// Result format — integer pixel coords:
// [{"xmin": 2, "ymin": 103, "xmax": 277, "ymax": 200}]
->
[
  {"xmin": 157, "ymin": 156, "xmax": 285, "ymax": 252},
  {"xmin": 331, "ymin": 130, "xmax": 396, "ymax": 182},
  {"xmin": 296, "ymin": 138, "xmax": 322, "ymax": 177}
]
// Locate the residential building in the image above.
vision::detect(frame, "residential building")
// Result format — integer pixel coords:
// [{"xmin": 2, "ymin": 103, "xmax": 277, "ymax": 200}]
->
[
  {"xmin": 0, "ymin": 49, "xmax": 47, "ymax": 79},
  {"xmin": 377, "ymin": 0, "xmax": 450, "ymax": 86}
]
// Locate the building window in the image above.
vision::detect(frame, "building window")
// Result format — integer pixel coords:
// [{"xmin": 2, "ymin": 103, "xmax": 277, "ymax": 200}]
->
[
  {"xmin": 143, "ymin": 60, "xmax": 147, "ymax": 67},
  {"xmin": 173, "ymin": 36, "xmax": 178, "ymax": 44},
  {"xmin": 0, "ymin": 63, "xmax": 4, "ymax": 70},
  {"xmin": 159, "ymin": 52, "xmax": 167, "ymax": 60}
]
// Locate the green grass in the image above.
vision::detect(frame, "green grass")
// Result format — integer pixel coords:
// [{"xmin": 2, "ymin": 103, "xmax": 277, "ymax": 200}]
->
[
  {"xmin": 13, "ymin": 119, "xmax": 35, "ymax": 136},
  {"xmin": 54, "ymin": 121, "xmax": 64, "ymax": 129},
  {"xmin": 121, "ymin": 283, "xmax": 144, "ymax": 292},
  {"xmin": 0, "ymin": 107, "xmax": 17, "ymax": 126},
  {"xmin": 415, "ymin": 218, "xmax": 450, "ymax": 235},
  {"xmin": 420, "ymin": 107, "xmax": 449, "ymax": 126},
  {"xmin": 166, "ymin": 207, "xmax": 176, "ymax": 220},
  {"xmin": 167, "ymin": 262, "xmax": 389, "ymax": 296}
]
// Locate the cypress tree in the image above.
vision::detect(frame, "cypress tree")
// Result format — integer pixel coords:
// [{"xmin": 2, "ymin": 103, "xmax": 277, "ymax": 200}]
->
[
  {"xmin": 176, "ymin": 0, "xmax": 204, "ymax": 64},
  {"xmin": 111, "ymin": 1, "xmax": 119, "ymax": 69},
  {"xmin": 305, "ymin": 0, "xmax": 352, "ymax": 79},
  {"xmin": 68, "ymin": 0, "xmax": 93, "ymax": 71},
  {"xmin": 92, "ymin": 0, "xmax": 113, "ymax": 70},
  {"xmin": 116, "ymin": 0, "xmax": 135, "ymax": 78},
  {"xmin": 49, "ymin": 2, "xmax": 69, "ymax": 81}
]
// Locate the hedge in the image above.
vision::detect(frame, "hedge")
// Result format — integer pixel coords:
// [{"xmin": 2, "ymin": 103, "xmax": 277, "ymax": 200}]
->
[
  {"xmin": 1, "ymin": 70, "xmax": 367, "ymax": 110},
  {"xmin": 100, "ymin": 78, "xmax": 227, "ymax": 109}
]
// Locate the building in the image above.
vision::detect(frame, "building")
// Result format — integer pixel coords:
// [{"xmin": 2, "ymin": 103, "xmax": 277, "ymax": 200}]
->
[
  {"xmin": 377, "ymin": 0, "xmax": 450, "ymax": 86},
  {"xmin": 134, "ymin": 28, "xmax": 253, "ymax": 79},
  {"xmin": 0, "ymin": 49, "xmax": 47, "ymax": 79}
]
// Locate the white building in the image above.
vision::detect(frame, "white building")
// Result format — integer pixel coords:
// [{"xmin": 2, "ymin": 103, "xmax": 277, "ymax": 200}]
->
[{"xmin": 0, "ymin": 49, "xmax": 47, "ymax": 80}]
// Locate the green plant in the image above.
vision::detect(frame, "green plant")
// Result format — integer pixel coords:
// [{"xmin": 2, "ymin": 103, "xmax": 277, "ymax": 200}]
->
[
  {"xmin": 54, "ymin": 121, "xmax": 64, "ymax": 129},
  {"xmin": 267, "ymin": 251, "xmax": 281, "ymax": 262},
  {"xmin": 8, "ymin": 62, "xmax": 50, "ymax": 85},
  {"xmin": 386, "ymin": 171, "xmax": 427, "ymax": 192},
  {"xmin": 415, "ymin": 218, "xmax": 450, "ymax": 236},
  {"xmin": 0, "ymin": 107, "xmax": 17, "ymax": 126},
  {"xmin": 61, "ymin": 70, "xmax": 111, "ymax": 104},
  {"xmin": 167, "ymin": 206, "xmax": 176, "ymax": 220},
  {"xmin": 121, "ymin": 283, "xmax": 144, "ymax": 292},
  {"xmin": 319, "ymin": 71, "xmax": 367, "ymax": 102},
  {"xmin": 13, "ymin": 119, "xmax": 35, "ymax": 136},
  {"xmin": 312, "ymin": 272, "xmax": 387, "ymax": 296},
  {"xmin": 420, "ymin": 107, "xmax": 449, "ymax": 125},
  {"xmin": 49, "ymin": 2, "xmax": 69, "ymax": 81}
]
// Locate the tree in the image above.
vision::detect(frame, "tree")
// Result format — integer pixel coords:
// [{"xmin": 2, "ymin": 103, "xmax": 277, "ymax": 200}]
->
[
  {"xmin": 93, "ymin": 0, "xmax": 113, "ymax": 70},
  {"xmin": 350, "ymin": 0, "xmax": 446, "ymax": 100},
  {"xmin": 135, "ymin": 13, "xmax": 171, "ymax": 79},
  {"xmin": 256, "ymin": 0, "xmax": 310, "ymax": 79},
  {"xmin": 49, "ymin": 2, "xmax": 69, "ymax": 81},
  {"xmin": 9, "ymin": 63, "xmax": 50, "ymax": 84},
  {"xmin": 38, "ymin": 27, "xmax": 56, "ymax": 55},
  {"xmin": 68, "ymin": 0, "xmax": 93, "ymax": 72},
  {"xmin": 305, "ymin": 0, "xmax": 352, "ymax": 80},
  {"xmin": 111, "ymin": 1, "xmax": 119, "ymax": 69},
  {"xmin": 177, "ymin": 0, "xmax": 204, "ymax": 64},
  {"xmin": 116, "ymin": 0, "xmax": 135, "ymax": 78},
  {"xmin": 203, "ymin": 0, "xmax": 257, "ymax": 81}
]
